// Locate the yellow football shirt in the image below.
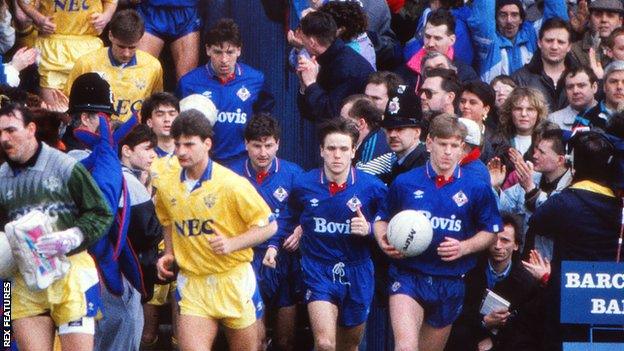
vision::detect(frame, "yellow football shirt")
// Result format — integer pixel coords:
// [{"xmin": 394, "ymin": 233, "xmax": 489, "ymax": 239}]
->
[
  {"xmin": 150, "ymin": 153, "xmax": 180, "ymax": 190},
  {"xmin": 66, "ymin": 48, "xmax": 163, "ymax": 122},
  {"xmin": 39, "ymin": 0, "xmax": 116, "ymax": 36},
  {"xmin": 154, "ymin": 160, "xmax": 273, "ymax": 276}
]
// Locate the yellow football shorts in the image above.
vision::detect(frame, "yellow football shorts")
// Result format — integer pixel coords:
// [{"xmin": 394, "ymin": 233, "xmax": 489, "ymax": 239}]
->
[
  {"xmin": 148, "ymin": 281, "xmax": 177, "ymax": 306},
  {"xmin": 11, "ymin": 251, "xmax": 100, "ymax": 326},
  {"xmin": 176, "ymin": 262, "xmax": 257, "ymax": 329},
  {"xmin": 36, "ymin": 34, "xmax": 103, "ymax": 90}
]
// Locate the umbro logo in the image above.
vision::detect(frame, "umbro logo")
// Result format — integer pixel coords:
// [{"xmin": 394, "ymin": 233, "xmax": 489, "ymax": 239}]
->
[{"xmin": 310, "ymin": 198, "xmax": 319, "ymax": 207}]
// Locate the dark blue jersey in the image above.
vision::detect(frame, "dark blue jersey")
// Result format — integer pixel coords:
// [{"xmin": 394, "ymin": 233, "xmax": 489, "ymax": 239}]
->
[
  {"xmin": 176, "ymin": 63, "xmax": 274, "ymax": 163},
  {"xmin": 230, "ymin": 157, "xmax": 304, "ymax": 250},
  {"xmin": 377, "ymin": 162, "xmax": 502, "ymax": 277},
  {"xmin": 278, "ymin": 168, "xmax": 387, "ymax": 264}
]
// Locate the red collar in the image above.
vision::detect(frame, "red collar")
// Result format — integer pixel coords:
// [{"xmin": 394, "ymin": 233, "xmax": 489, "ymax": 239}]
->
[
  {"xmin": 460, "ymin": 147, "xmax": 481, "ymax": 166},
  {"xmin": 218, "ymin": 72, "xmax": 236, "ymax": 84},
  {"xmin": 328, "ymin": 181, "xmax": 347, "ymax": 196},
  {"xmin": 256, "ymin": 171, "xmax": 269, "ymax": 185},
  {"xmin": 435, "ymin": 175, "xmax": 454, "ymax": 188}
]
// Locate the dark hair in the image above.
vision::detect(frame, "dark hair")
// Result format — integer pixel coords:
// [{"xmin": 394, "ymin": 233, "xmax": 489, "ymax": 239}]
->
[
  {"xmin": 538, "ymin": 128, "xmax": 566, "ymax": 156},
  {"xmin": 348, "ymin": 98, "xmax": 382, "ymax": 130},
  {"xmin": 426, "ymin": 8, "xmax": 456, "ymax": 35},
  {"xmin": 205, "ymin": 18, "xmax": 242, "ymax": 48},
  {"xmin": 460, "ymin": 80, "xmax": 496, "ymax": 117},
  {"xmin": 317, "ymin": 118, "xmax": 360, "ymax": 148},
  {"xmin": 141, "ymin": 92, "xmax": 179, "ymax": 123},
  {"xmin": 171, "ymin": 109, "xmax": 214, "ymax": 141},
  {"xmin": 500, "ymin": 211, "xmax": 522, "ymax": 245},
  {"xmin": 428, "ymin": 113, "xmax": 467, "ymax": 139},
  {"xmin": 319, "ymin": 1, "xmax": 367, "ymax": 41},
  {"xmin": 538, "ymin": 17, "xmax": 572, "ymax": 41},
  {"xmin": 109, "ymin": 9, "xmax": 145, "ymax": 43},
  {"xmin": 425, "ymin": 68, "xmax": 461, "ymax": 98},
  {"xmin": 570, "ymin": 131, "xmax": 616, "ymax": 184},
  {"xmin": 0, "ymin": 102, "xmax": 35, "ymax": 126},
  {"xmin": 366, "ymin": 71, "xmax": 404, "ymax": 96},
  {"xmin": 564, "ymin": 66, "xmax": 599, "ymax": 85},
  {"xmin": 244, "ymin": 113, "xmax": 281, "ymax": 142},
  {"xmin": 119, "ymin": 124, "xmax": 157, "ymax": 158},
  {"xmin": 342, "ymin": 93, "xmax": 371, "ymax": 107},
  {"xmin": 606, "ymin": 111, "xmax": 624, "ymax": 138},
  {"xmin": 490, "ymin": 75, "xmax": 517, "ymax": 89},
  {"xmin": 604, "ymin": 27, "xmax": 624, "ymax": 49},
  {"xmin": 300, "ymin": 11, "xmax": 338, "ymax": 47}
]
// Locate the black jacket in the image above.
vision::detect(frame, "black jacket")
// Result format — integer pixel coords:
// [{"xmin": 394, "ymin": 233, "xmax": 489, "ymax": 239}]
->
[
  {"xmin": 297, "ymin": 39, "xmax": 375, "ymax": 122},
  {"xmin": 446, "ymin": 256, "xmax": 539, "ymax": 351},
  {"xmin": 380, "ymin": 142, "xmax": 428, "ymax": 185},
  {"xmin": 512, "ymin": 51, "xmax": 577, "ymax": 112}
]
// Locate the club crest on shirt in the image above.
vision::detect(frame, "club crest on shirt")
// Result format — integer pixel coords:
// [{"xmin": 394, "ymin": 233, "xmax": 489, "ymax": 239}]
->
[
  {"xmin": 134, "ymin": 78, "xmax": 146, "ymax": 90},
  {"xmin": 391, "ymin": 281, "xmax": 401, "ymax": 292},
  {"xmin": 273, "ymin": 187, "xmax": 288, "ymax": 202},
  {"xmin": 346, "ymin": 195, "xmax": 362, "ymax": 212},
  {"xmin": 204, "ymin": 193, "xmax": 217, "ymax": 208},
  {"xmin": 237, "ymin": 86, "xmax": 251, "ymax": 101},
  {"xmin": 170, "ymin": 198, "xmax": 177, "ymax": 206},
  {"xmin": 452, "ymin": 190, "xmax": 468, "ymax": 207}
]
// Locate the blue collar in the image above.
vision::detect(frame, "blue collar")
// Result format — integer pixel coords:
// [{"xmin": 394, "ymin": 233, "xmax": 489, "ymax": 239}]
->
[
  {"xmin": 180, "ymin": 159, "xmax": 213, "ymax": 192},
  {"xmin": 486, "ymin": 259, "xmax": 513, "ymax": 288},
  {"xmin": 244, "ymin": 157, "xmax": 279, "ymax": 178},
  {"xmin": 319, "ymin": 167, "xmax": 356, "ymax": 186},
  {"xmin": 425, "ymin": 161, "xmax": 461, "ymax": 180},
  {"xmin": 155, "ymin": 146, "xmax": 172, "ymax": 158},
  {"xmin": 108, "ymin": 47, "xmax": 137, "ymax": 67}
]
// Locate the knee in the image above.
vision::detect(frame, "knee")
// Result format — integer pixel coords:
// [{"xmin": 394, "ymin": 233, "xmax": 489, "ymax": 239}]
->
[{"xmin": 315, "ymin": 336, "xmax": 336, "ymax": 351}]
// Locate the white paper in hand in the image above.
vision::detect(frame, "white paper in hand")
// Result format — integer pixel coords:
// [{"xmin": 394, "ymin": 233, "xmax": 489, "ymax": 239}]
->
[
  {"xmin": 4, "ymin": 210, "xmax": 71, "ymax": 291},
  {"xmin": 479, "ymin": 289, "xmax": 511, "ymax": 316}
]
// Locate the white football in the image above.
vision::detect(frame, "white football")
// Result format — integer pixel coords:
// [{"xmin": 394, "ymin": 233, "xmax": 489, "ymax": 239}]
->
[
  {"xmin": 180, "ymin": 94, "xmax": 217, "ymax": 126},
  {"xmin": 0, "ymin": 231, "xmax": 16, "ymax": 279},
  {"xmin": 387, "ymin": 210, "xmax": 433, "ymax": 257}
]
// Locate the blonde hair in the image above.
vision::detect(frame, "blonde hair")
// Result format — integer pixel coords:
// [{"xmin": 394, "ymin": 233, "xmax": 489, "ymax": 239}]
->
[{"xmin": 498, "ymin": 87, "xmax": 548, "ymax": 139}]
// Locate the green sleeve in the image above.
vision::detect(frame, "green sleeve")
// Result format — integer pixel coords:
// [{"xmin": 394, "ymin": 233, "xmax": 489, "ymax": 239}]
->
[{"xmin": 67, "ymin": 163, "xmax": 114, "ymax": 254}]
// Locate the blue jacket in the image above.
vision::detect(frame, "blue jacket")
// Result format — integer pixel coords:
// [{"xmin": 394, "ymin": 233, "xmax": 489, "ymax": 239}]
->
[
  {"xmin": 468, "ymin": 0, "xmax": 567, "ymax": 82},
  {"xmin": 297, "ymin": 39, "xmax": 374, "ymax": 121},
  {"xmin": 73, "ymin": 116, "xmax": 145, "ymax": 296}
]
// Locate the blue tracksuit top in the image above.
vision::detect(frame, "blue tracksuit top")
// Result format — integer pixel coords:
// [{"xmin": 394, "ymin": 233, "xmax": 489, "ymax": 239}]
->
[{"xmin": 467, "ymin": 0, "xmax": 567, "ymax": 82}]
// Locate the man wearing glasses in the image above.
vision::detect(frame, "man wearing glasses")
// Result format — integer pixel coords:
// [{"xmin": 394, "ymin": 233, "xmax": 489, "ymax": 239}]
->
[{"xmin": 419, "ymin": 68, "xmax": 460, "ymax": 116}]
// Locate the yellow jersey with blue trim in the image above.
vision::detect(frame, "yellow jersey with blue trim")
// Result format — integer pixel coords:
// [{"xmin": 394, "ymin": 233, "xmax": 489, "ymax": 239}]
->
[
  {"xmin": 154, "ymin": 160, "xmax": 273, "ymax": 276},
  {"xmin": 39, "ymin": 0, "xmax": 117, "ymax": 36},
  {"xmin": 66, "ymin": 48, "xmax": 163, "ymax": 122}
]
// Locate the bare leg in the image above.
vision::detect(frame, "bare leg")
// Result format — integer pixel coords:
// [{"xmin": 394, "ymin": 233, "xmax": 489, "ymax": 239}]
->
[
  {"xmin": 336, "ymin": 323, "xmax": 366, "ymax": 351},
  {"xmin": 308, "ymin": 300, "xmax": 339, "ymax": 351},
  {"xmin": 224, "ymin": 323, "xmax": 259, "ymax": 351},
  {"xmin": 12, "ymin": 316, "xmax": 55, "ymax": 351},
  {"xmin": 170, "ymin": 31, "xmax": 200, "ymax": 81},
  {"xmin": 137, "ymin": 32, "xmax": 165, "ymax": 59},
  {"xmin": 389, "ymin": 294, "xmax": 424, "ymax": 351},
  {"xmin": 274, "ymin": 305, "xmax": 296, "ymax": 351},
  {"xmin": 419, "ymin": 323, "xmax": 452, "ymax": 351},
  {"xmin": 177, "ymin": 314, "xmax": 219, "ymax": 351}
]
